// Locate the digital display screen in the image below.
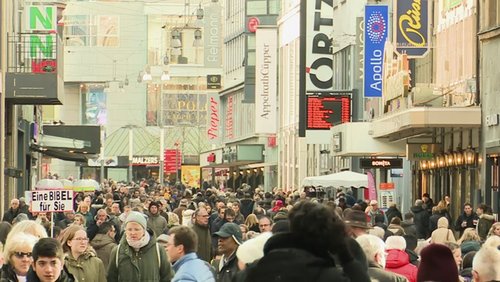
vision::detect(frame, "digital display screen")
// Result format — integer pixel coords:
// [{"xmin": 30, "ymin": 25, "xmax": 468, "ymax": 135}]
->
[{"xmin": 306, "ymin": 95, "xmax": 351, "ymax": 130}]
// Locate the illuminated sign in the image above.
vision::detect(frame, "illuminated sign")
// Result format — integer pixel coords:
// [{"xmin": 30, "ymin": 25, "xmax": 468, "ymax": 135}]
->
[
  {"xmin": 360, "ymin": 158, "xmax": 403, "ymax": 169},
  {"xmin": 306, "ymin": 95, "xmax": 351, "ymax": 130},
  {"xmin": 132, "ymin": 156, "xmax": 159, "ymax": 166},
  {"xmin": 364, "ymin": 5, "xmax": 389, "ymax": 98},
  {"xmin": 395, "ymin": 0, "xmax": 430, "ymax": 57}
]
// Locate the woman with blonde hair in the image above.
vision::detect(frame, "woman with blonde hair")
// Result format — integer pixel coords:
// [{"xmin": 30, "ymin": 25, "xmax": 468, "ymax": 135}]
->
[
  {"xmin": 1, "ymin": 232, "xmax": 38, "ymax": 281},
  {"xmin": 457, "ymin": 228, "xmax": 481, "ymax": 255},
  {"xmin": 72, "ymin": 214, "xmax": 86, "ymax": 227},
  {"xmin": 60, "ymin": 225, "xmax": 106, "ymax": 282},
  {"xmin": 487, "ymin": 222, "xmax": 500, "ymax": 238},
  {"xmin": 245, "ymin": 214, "xmax": 260, "ymax": 233},
  {"xmin": 76, "ymin": 203, "xmax": 94, "ymax": 227}
]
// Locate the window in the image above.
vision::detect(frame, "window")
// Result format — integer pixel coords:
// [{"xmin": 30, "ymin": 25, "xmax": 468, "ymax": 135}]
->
[
  {"xmin": 269, "ymin": 0, "xmax": 280, "ymax": 14},
  {"xmin": 64, "ymin": 15, "xmax": 119, "ymax": 47},
  {"xmin": 247, "ymin": 0, "xmax": 267, "ymax": 15}
]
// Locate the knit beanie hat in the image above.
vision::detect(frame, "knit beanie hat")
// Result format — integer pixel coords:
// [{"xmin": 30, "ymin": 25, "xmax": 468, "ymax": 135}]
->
[
  {"xmin": 125, "ymin": 211, "xmax": 147, "ymax": 230},
  {"xmin": 417, "ymin": 244, "xmax": 458, "ymax": 282}
]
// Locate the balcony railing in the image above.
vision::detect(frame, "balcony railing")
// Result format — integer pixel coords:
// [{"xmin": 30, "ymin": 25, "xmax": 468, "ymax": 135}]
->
[{"xmin": 7, "ymin": 32, "xmax": 62, "ymax": 74}]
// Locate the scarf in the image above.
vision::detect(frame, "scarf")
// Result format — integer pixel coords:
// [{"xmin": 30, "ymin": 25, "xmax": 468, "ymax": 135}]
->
[{"xmin": 127, "ymin": 231, "xmax": 150, "ymax": 251}]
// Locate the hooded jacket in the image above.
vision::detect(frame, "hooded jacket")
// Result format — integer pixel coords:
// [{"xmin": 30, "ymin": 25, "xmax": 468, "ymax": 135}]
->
[
  {"xmin": 431, "ymin": 217, "xmax": 456, "ymax": 244},
  {"xmin": 107, "ymin": 228, "xmax": 174, "ymax": 282},
  {"xmin": 385, "ymin": 249, "xmax": 417, "ymax": 282},
  {"xmin": 90, "ymin": 233, "xmax": 117, "ymax": 268},
  {"xmin": 65, "ymin": 250, "xmax": 106, "ymax": 282}
]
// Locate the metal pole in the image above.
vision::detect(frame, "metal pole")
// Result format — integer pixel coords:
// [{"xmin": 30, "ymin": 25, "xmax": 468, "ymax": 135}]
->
[
  {"xmin": 159, "ymin": 127, "xmax": 165, "ymax": 185},
  {"xmin": 128, "ymin": 126, "xmax": 134, "ymax": 183},
  {"xmin": 100, "ymin": 127, "xmax": 105, "ymax": 182}
]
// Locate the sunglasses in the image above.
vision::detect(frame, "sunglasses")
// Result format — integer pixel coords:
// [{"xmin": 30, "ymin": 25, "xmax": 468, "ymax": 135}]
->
[{"xmin": 14, "ymin": 252, "xmax": 32, "ymax": 258}]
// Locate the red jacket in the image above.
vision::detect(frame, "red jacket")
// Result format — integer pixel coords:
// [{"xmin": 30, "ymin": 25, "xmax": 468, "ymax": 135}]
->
[{"xmin": 385, "ymin": 249, "xmax": 417, "ymax": 282}]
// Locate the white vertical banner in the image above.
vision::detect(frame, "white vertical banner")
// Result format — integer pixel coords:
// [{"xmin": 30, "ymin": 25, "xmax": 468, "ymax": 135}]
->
[
  {"xmin": 255, "ymin": 27, "xmax": 278, "ymax": 134},
  {"xmin": 204, "ymin": 3, "xmax": 221, "ymax": 68}
]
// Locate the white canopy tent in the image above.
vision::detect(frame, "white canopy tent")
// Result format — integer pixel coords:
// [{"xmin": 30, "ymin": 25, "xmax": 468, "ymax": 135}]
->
[{"xmin": 301, "ymin": 171, "xmax": 368, "ymax": 188}]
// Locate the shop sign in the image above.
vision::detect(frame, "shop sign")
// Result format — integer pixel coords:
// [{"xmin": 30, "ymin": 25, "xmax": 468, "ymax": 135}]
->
[
  {"xmin": 406, "ymin": 143, "xmax": 442, "ymax": 161},
  {"xmin": 364, "ymin": 5, "xmax": 389, "ymax": 98},
  {"xmin": 382, "ymin": 41, "xmax": 411, "ymax": 113},
  {"xmin": 394, "ymin": 0, "xmax": 430, "ymax": 57},
  {"xmin": 226, "ymin": 96, "xmax": 234, "ymax": 139},
  {"xmin": 164, "ymin": 150, "xmax": 182, "ymax": 173},
  {"xmin": 207, "ymin": 75, "xmax": 221, "ymax": 89},
  {"xmin": 204, "ymin": 2, "xmax": 221, "ymax": 68},
  {"xmin": 247, "ymin": 17, "xmax": 260, "ymax": 33},
  {"xmin": 255, "ymin": 27, "xmax": 277, "ymax": 134},
  {"xmin": 200, "ymin": 149, "xmax": 223, "ymax": 167},
  {"xmin": 207, "ymin": 92, "xmax": 220, "ymax": 143},
  {"xmin": 132, "ymin": 156, "xmax": 159, "ymax": 166},
  {"xmin": 380, "ymin": 182, "xmax": 395, "ymax": 190},
  {"xmin": 360, "ymin": 158, "xmax": 403, "ymax": 169}
]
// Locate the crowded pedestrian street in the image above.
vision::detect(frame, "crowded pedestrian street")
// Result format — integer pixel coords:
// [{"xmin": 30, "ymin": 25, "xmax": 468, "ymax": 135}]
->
[{"xmin": 0, "ymin": 0, "xmax": 499, "ymax": 281}]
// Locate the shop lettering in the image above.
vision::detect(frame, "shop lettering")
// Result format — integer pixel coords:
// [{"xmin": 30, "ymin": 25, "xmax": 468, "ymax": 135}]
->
[
  {"xmin": 413, "ymin": 152, "xmax": 434, "ymax": 158},
  {"xmin": 370, "ymin": 50, "xmax": 382, "ymax": 91},
  {"xmin": 207, "ymin": 97, "xmax": 219, "ymax": 139},
  {"xmin": 308, "ymin": 0, "xmax": 333, "ymax": 89},
  {"xmin": 132, "ymin": 157, "xmax": 158, "ymax": 164},
  {"xmin": 398, "ymin": 0, "xmax": 426, "ymax": 46},
  {"xmin": 207, "ymin": 12, "xmax": 219, "ymax": 62},
  {"xmin": 260, "ymin": 43, "xmax": 271, "ymax": 118},
  {"xmin": 372, "ymin": 160, "xmax": 391, "ymax": 167}
]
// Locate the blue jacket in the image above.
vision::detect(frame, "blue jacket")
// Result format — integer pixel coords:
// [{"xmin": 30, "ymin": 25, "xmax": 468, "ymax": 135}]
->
[{"xmin": 172, "ymin": 252, "xmax": 215, "ymax": 282}]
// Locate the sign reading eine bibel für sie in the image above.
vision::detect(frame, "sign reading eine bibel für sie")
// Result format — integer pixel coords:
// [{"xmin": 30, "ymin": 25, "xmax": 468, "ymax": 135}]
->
[{"xmin": 29, "ymin": 190, "xmax": 74, "ymax": 212}]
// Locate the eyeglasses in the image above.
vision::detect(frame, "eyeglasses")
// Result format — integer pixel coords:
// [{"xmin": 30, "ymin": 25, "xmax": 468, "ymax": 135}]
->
[
  {"xmin": 72, "ymin": 237, "xmax": 89, "ymax": 242},
  {"xmin": 14, "ymin": 252, "xmax": 32, "ymax": 258}
]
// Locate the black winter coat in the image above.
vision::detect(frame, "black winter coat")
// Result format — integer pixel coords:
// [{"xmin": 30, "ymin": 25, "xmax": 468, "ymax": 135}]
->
[
  {"xmin": 241, "ymin": 232, "xmax": 370, "ymax": 282},
  {"xmin": 410, "ymin": 206, "xmax": 430, "ymax": 239}
]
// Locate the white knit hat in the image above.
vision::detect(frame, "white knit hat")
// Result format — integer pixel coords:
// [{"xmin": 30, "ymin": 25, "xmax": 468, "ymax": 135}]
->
[
  {"xmin": 385, "ymin": 235, "xmax": 407, "ymax": 250},
  {"xmin": 236, "ymin": 232, "xmax": 272, "ymax": 265}
]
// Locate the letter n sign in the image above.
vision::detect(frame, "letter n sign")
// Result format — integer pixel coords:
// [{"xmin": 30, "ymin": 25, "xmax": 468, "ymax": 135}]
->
[{"xmin": 26, "ymin": 5, "xmax": 57, "ymax": 72}]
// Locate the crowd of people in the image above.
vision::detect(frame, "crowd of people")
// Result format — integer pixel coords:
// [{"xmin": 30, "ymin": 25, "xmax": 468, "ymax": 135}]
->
[{"xmin": 0, "ymin": 178, "xmax": 498, "ymax": 282}]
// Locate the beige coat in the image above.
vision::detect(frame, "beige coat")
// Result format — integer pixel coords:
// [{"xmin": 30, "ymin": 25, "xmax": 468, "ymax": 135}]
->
[{"xmin": 431, "ymin": 217, "xmax": 456, "ymax": 244}]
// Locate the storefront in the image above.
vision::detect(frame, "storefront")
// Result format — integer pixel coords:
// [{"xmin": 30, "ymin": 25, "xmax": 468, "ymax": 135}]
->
[{"xmin": 82, "ymin": 155, "xmax": 160, "ymax": 183}]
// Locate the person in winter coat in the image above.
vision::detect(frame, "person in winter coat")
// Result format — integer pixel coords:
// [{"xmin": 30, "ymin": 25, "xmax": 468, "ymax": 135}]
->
[
  {"xmin": 107, "ymin": 211, "xmax": 174, "ymax": 282},
  {"xmin": 387, "ymin": 217, "xmax": 406, "ymax": 236},
  {"xmin": 89, "ymin": 221, "xmax": 117, "ymax": 268},
  {"xmin": 454, "ymin": 203, "xmax": 478, "ymax": 237},
  {"xmin": 428, "ymin": 201, "xmax": 453, "ymax": 233},
  {"xmin": 2, "ymin": 199, "xmax": 25, "ymax": 225},
  {"xmin": 476, "ymin": 204, "xmax": 494, "ymax": 241},
  {"xmin": 242, "ymin": 201, "xmax": 370, "ymax": 282},
  {"xmin": 0, "ymin": 232, "xmax": 38, "ymax": 282},
  {"xmin": 147, "ymin": 201, "xmax": 169, "ymax": 237},
  {"xmin": 60, "ymin": 225, "xmax": 106, "ymax": 282},
  {"xmin": 356, "ymin": 234, "xmax": 408, "ymax": 282},
  {"xmin": 386, "ymin": 203, "xmax": 403, "ymax": 225},
  {"xmin": 457, "ymin": 228, "xmax": 481, "ymax": 256},
  {"xmin": 211, "ymin": 223, "xmax": 242, "ymax": 282},
  {"xmin": 401, "ymin": 213, "xmax": 417, "ymax": 238},
  {"xmin": 409, "ymin": 200, "xmax": 429, "ymax": 239},
  {"xmin": 431, "ymin": 217, "xmax": 456, "ymax": 244},
  {"xmin": 167, "ymin": 226, "xmax": 215, "ymax": 282},
  {"xmin": 385, "ymin": 236, "xmax": 417, "ymax": 282},
  {"xmin": 459, "ymin": 251, "xmax": 476, "ymax": 282}
]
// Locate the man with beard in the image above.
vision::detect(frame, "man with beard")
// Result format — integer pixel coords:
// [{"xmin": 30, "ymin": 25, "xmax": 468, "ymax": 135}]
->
[
  {"xmin": 191, "ymin": 207, "xmax": 212, "ymax": 262},
  {"xmin": 212, "ymin": 223, "xmax": 241, "ymax": 282}
]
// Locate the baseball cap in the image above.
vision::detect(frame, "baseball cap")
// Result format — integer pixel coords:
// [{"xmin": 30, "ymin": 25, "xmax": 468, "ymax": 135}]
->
[{"xmin": 214, "ymin": 222, "xmax": 242, "ymax": 245}]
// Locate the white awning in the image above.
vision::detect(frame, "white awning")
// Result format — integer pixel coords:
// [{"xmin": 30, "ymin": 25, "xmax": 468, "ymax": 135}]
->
[
  {"xmin": 370, "ymin": 107, "xmax": 481, "ymax": 140},
  {"xmin": 38, "ymin": 134, "xmax": 87, "ymax": 149}
]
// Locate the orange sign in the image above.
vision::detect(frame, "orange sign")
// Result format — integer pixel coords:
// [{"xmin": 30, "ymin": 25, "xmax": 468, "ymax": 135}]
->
[{"xmin": 380, "ymin": 182, "xmax": 395, "ymax": 190}]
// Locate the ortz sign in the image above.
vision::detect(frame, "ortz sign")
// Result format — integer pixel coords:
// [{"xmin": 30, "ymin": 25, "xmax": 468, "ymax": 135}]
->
[{"xmin": 406, "ymin": 143, "xmax": 442, "ymax": 161}]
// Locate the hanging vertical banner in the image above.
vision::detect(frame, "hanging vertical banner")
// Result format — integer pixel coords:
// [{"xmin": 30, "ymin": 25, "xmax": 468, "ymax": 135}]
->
[
  {"xmin": 395, "ymin": 0, "xmax": 430, "ymax": 57},
  {"xmin": 364, "ymin": 5, "xmax": 389, "ymax": 98},
  {"xmin": 255, "ymin": 27, "xmax": 277, "ymax": 134},
  {"xmin": 204, "ymin": 3, "xmax": 221, "ymax": 68},
  {"xmin": 206, "ymin": 92, "xmax": 220, "ymax": 144},
  {"xmin": 299, "ymin": 0, "xmax": 334, "ymax": 137}
]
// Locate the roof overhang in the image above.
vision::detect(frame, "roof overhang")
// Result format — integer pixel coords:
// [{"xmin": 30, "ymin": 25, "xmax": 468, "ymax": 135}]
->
[{"xmin": 370, "ymin": 107, "xmax": 481, "ymax": 141}]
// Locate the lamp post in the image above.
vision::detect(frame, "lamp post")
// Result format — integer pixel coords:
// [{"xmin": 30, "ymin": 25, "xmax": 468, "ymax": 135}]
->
[{"xmin": 128, "ymin": 125, "xmax": 134, "ymax": 183}]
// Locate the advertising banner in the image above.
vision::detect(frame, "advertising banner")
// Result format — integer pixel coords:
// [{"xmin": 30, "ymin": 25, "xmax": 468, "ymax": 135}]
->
[
  {"xmin": 364, "ymin": 5, "xmax": 389, "ymax": 98},
  {"xmin": 395, "ymin": 0, "xmax": 430, "ymax": 57},
  {"xmin": 181, "ymin": 166, "xmax": 200, "ymax": 188},
  {"xmin": 83, "ymin": 85, "xmax": 107, "ymax": 125},
  {"xmin": 255, "ymin": 27, "xmax": 277, "ymax": 134}
]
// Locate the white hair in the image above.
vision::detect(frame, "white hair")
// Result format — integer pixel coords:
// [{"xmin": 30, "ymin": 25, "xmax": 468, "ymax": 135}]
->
[
  {"xmin": 472, "ymin": 245, "xmax": 500, "ymax": 281},
  {"xmin": 385, "ymin": 236, "xmax": 407, "ymax": 250},
  {"xmin": 356, "ymin": 234, "xmax": 386, "ymax": 266},
  {"xmin": 368, "ymin": 226, "xmax": 385, "ymax": 240}
]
